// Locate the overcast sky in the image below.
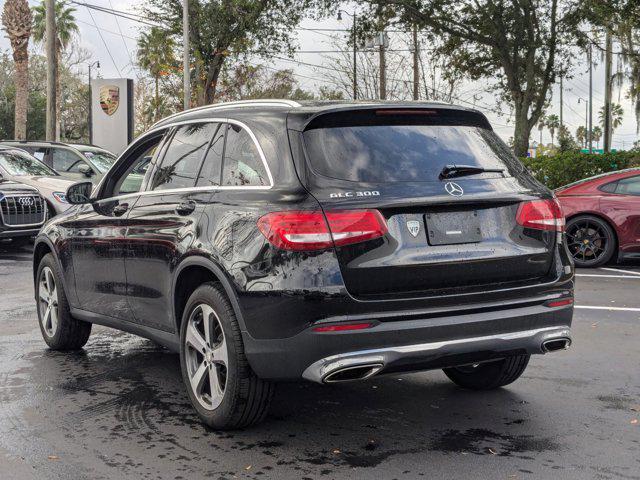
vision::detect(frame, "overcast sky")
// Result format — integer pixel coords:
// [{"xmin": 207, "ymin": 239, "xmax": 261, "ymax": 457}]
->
[{"xmin": 1, "ymin": 0, "xmax": 638, "ymax": 150}]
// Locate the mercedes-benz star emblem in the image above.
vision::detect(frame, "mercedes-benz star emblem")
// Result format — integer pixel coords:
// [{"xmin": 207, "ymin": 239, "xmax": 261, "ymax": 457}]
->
[
  {"xmin": 444, "ymin": 182, "xmax": 464, "ymax": 197},
  {"xmin": 406, "ymin": 220, "xmax": 420, "ymax": 237}
]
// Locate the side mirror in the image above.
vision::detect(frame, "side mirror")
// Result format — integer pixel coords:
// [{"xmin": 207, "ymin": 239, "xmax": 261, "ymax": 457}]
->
[
  {"xmin": 78, "ymin": 164, "xmax": 94, "ymax": 177},
  {"xmin": 66, "ymin": 181, "xmax": 94, "ymax": 205}
]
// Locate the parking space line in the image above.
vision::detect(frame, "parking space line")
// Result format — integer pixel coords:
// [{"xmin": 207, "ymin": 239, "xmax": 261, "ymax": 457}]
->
[
  {"xmin": 575, "ymin": 305, "xmax": 640, "ymax": 312},
  {"xmin": 576, "ymin": 274, "xmax": 640, "ymax": 279},
  {"xmin": 600, "ymin": 267, "xmax": 640, "ymax": 276}
]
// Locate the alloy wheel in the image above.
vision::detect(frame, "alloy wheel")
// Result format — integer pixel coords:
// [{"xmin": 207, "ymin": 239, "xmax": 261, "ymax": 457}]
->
[
  {"xmin": 184, "ymin": 303, "xmax": 228, "ymax": 411},
  {"xmin": 566, "ymin": 220, "xmax": 609, "ymax": 264},
  {"xmin": 38, "ymin": 266, "xmax": 59, "ymax": 337}
]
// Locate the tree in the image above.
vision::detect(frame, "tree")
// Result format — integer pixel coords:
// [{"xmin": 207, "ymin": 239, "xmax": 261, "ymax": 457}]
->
[
  {"xmin": 544, "ymin": 114, "xmax": 560, "ymax": 146},
  {"xmin": 32, "ymin": 0, "xmax": 78, "ymax": 140},
  {"xmin": 598, "ymin": 103, "xmax": 624, "ymax": 133},
  {"xmin": 143, "ymin": 0, "xmax": 320, "ymax": 105},
  {"xmin": 366, "ymin": 0, "xmax": 581, "ymax": 156},
  {"xmin": 576, "ymin": 125, "xmax": 587, "ymax": 148},
  {"xmin": 537, "ymin": 119, "xmax": 545, "ymax": 145},
  {"xmin": 557, "ymin": 124, "xmax": 577, "ymax": 152},
  {"xmin": 137, "ymin": 27, "xmax": 176, "ymax": 122},
  {"xmin": 592, "ymin": 125, "xmax": 603, "ymax": 148},
  {"xmin": 1, "ymin": 0, "xmax": 32, "ymax": 140}
]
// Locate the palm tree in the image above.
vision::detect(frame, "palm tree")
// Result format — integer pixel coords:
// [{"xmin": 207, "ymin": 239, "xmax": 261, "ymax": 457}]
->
[
  {"xmin": 537, "ymin": 118, "xmax": 545, "ymax": 145},
  {"xmin": 576, "ymin": 126, "xmax": 587, "ymax": 149},
  {"xmin": 598, "ymin": 103, "xmax": 624, "ymax": 131},
  {"xmin": 32, "ymin": 0, "xmax": 78, "ymax": 140},
  {"xmin": 1, "ymin": 0, "xmax": 32, "ymax": 140},
  {"xmin": 592, "ymin": 126, "xmax": 603, "ymax": 149},
  {"xmin": 544, "ymin": 114, "xmax": 560, "ymax": 146},
  {"xmin": 137, "ymin": 27, "xmax": 176, "ymax": 122}
]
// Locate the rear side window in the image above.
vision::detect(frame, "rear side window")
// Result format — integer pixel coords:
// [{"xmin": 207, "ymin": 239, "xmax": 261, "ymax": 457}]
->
[
  {"xmin": 196, "ymin": 123, "xmax": 225, "ymax": 187},
  {"xmin": 150, "ymin": 123, "xmax": 215, "ymax": 190},
  {"xmin": 613, "ymin": 176, "xmax": 640, "ymax": 195},
  {"xmin": 303, "ymin": 114, "xmax": 521, "ymax": 183},
  {"xmin": 221, "ymin": 124, "xmax": 269, "ymax": 187}
]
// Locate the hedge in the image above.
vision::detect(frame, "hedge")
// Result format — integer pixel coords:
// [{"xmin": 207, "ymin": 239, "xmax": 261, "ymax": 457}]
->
[{"xmin": 520, "ymin": 151, "xmax": 640, "ymax": 190}]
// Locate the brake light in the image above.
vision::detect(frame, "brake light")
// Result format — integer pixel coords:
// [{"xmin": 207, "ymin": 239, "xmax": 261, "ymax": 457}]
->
[
  {"xmin": 516, "ymin": 198, "xmax": 565, "ymax": 232},
  {"xmin": 257, "ymin": 210, "xmax": 387, "ymax": 251}
]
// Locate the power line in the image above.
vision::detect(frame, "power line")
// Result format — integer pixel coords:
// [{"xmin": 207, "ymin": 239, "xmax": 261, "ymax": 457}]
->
[
  {"xmin": 84, "ymin": 5, "xmax": 122, "ymax": 76},
  {"xmin": 108, "ymin": 0, "xmax": 136, "ymax": 69},
  {"xmin": 75, "ymin": 18, "xmax": 137, "ymax": 41}
]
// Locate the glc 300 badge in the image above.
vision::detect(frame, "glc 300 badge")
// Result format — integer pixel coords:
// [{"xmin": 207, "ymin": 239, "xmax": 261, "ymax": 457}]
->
[
  {"xmin": 445, "ymin": 182, "xmax": 464, "ymax": 196},
  {"xmin": 329, "ymin": 190, "xmax": 380, "ymax": 199},
  {"xmin": 406, "ymin": 220, "xmax": 421, "ymax": 237}
]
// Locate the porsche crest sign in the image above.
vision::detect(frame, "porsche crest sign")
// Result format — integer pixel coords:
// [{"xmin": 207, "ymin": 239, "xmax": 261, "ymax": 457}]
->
[{"xmin": 99, "ymin": 85, "xmax": 120, "ymax": 116}]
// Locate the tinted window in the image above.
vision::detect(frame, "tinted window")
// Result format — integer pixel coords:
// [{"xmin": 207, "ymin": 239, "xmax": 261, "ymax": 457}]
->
[
  {"xmin": 303, "ymin": 124, "xmax": 520, "ymax": 183},
  {"xmin": 599, "ymin": 181, "xmax": 618, "ymax": 193},
  {"xmin": 221, "ymin": 124, "xmax": 269, "ymax": 186},
  {"xmin": 196, "ymin": 123, "xmax": 225, "ymax": 187},
  {"xmin": 52, "ymin": 148, "xmax": 83, "ymax": 172},
  {"xmin": 150, "ymin": 123, "xmax": 215, "ymax": 191},
  {"xmin": 0, "ymin": 150, "xmax": 57, "ymax": 176},
  {"xmin": 614, "ymin": 176, "xmax": 640, "ymax": 195}
]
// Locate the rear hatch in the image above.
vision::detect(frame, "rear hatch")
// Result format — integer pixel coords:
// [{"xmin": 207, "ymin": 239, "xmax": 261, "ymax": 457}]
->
[{"xmin": 293, "ymin": 107, "xmax": 561, "ymax": 299}]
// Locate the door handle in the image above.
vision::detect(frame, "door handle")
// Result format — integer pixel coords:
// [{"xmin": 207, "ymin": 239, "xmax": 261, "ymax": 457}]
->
[
  {"xmin": 113, "ymin": 203, "xmax": 129, "ymax": 217},
  {"xmin": 175, "ymin": 200, "xmax": 196, "ymax": 216}
]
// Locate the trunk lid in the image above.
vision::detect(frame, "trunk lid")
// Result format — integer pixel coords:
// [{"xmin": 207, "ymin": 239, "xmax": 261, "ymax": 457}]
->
[{"xmin": 293, "ymin": 107, "xmax": 558, "ymax": 299}]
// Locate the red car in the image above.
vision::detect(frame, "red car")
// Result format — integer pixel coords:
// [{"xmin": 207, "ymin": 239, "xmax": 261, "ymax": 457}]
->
[{"xmin": 556, "ymin": 168, "xmax": 640, "ymax": 267}]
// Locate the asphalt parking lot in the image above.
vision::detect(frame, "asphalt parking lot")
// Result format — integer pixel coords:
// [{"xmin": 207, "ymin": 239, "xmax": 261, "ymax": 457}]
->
[{"xmin": 0, "ymin": 244, "xmax": 638, "ymax": 480}]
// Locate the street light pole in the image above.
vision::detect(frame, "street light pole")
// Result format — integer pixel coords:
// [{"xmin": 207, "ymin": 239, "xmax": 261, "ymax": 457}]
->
[
  {"xmin": 183, "ymin": 0, "xmax": 190, "ymax": 110},
  {"xmin": 588, "ymin": 44, "xmax": 593, "ymax": 153},
  {"xmin": 87, "ymin": 60, "xmax": 100, "ymax": 144},
  {"xmin": 45, "ymin": 0, "xmax": 57, "ymax": 141}
]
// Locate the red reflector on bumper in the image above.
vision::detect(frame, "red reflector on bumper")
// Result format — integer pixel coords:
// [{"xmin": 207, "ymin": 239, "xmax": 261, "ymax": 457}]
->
[
  {"xmin": 313, "ymin": 322, "xmax": 372, "ymax": 332},
  {"xmin": 545, "ymin": 298, "xmax": 574, "ymax": 308}
]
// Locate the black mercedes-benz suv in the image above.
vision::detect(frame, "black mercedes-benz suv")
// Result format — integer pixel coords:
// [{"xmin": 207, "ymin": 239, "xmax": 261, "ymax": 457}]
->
[{"xmin": 33, "ymin": 100, "xmax": 574, "ymax": 429}]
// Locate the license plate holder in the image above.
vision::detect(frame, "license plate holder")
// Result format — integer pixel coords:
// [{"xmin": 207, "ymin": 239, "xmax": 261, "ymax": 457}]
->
[{"xmin": 425, "ymin": 211, "xmax": 482, "ymax": 245}]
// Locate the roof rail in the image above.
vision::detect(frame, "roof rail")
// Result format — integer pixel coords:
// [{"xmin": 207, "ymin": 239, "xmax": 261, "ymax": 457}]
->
[{"xmin": 151, "ymin": 99, "xmax": 301, "ymax": 129}]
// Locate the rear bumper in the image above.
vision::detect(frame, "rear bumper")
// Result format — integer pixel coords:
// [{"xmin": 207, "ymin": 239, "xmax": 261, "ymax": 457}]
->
[{"xmin": 243, "ymin": 300, "xmax": 574, "ymax": 382}]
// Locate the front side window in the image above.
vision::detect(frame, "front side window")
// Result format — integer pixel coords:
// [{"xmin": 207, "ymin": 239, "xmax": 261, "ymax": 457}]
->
[
  {"xmin": 150, "ymin": 123, "xmax": 216, "ymax": 191},
  {"xmin": 52, "ymin": 148, "xmax": 83, "ymax": 172},
  {"xmin": 221, "ymin": 124, "xmax": 269, "ymax": 187},
  {"xmin": 0, "ymin": 150, "xmax": 58, "ymax": 176}
]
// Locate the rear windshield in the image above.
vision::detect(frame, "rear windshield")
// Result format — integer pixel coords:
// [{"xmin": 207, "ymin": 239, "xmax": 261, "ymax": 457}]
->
[{"xmin": 303, "ymin": 123, "xmax": 522, "ymax": 183}]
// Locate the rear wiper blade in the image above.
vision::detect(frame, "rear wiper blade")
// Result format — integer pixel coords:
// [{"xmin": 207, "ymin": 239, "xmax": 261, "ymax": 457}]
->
[{"xmin": 439, "ymin": 164, "xmax": 505, "ymax": 180}]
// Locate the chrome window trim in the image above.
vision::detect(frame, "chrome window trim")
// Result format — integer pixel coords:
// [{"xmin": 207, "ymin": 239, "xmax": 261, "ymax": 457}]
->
[{"xmin": 95, "ymin": 117, "xmax": 274, "ymax": 203}]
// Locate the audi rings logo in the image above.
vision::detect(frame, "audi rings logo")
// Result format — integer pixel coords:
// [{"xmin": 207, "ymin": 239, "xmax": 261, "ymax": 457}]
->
[
  {"xmin": 18, "ymin": 197, "xmax": 35, "ymax": 207},
  {"xmin": 444, "ymin": 182, "xmax": 464, "ymax": 197}
]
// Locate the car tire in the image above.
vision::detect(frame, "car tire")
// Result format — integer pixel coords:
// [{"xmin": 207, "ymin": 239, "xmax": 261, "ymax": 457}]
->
[
  {"xmin": 179, "ymin": 282, "xmax": 274, "ymax": 430},
  {"xmin": 36, "ymin": 253, "xmax": 92, "ymax": 350},
  {"xmin": 443, "ymin": 354, "xmax": 530, "ymax": 390},
  {"xmin": 566, "ymin": 215, "xmax": 616, "ymax": 268}
]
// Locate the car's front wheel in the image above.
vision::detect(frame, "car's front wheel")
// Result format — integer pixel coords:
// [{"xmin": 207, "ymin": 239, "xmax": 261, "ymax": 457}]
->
[
  {"xmin": 566, "ymin": 215, "xmax": 616, "ymax": 267},
  {"xmin": 36, "ymin": 253, "xmax": 92, "ymax": 350},
  {"xmin": 443, "ymin": 354, "xmax": 530, "ymax": 390},
  {"xmin": 179, "ymin": 283, "xmax": 274, "ymax": 429}
]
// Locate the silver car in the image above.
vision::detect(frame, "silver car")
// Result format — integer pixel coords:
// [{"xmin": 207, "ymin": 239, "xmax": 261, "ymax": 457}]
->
[{"xmin": 0, "ymin": 147, "xmax": 76, "ymax": 216}]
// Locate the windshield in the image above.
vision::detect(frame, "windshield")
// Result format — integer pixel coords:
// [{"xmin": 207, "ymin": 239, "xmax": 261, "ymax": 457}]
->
[
  {"xmin": 82, "ymin": 150, "xmax": 116, "ymax": 173},
  {"xmin": 0, "ymin": 150, "xmax": 58, "ymax": 176},
  {"xmin": 303, "ymin": 124, "xmax": 522, "ymax": 183}
]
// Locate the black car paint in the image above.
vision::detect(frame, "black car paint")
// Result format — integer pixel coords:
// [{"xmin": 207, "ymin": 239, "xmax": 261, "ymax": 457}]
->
[{"xmin": 33, "ymin": 102, "xmax": 574, "ymax": 381}]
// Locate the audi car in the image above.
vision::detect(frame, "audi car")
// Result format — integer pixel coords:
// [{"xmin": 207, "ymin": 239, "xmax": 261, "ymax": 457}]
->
[
  {"xmin": 33, "ymin": 100, "xmax": 574, "ymax": 429},
  {"xmin": 557, "ymin": 167, "xmax": 640, "ymax": 267},
  {"xmin": 1, "ymin": 180, "xmax": 46, "ymax": 246}
]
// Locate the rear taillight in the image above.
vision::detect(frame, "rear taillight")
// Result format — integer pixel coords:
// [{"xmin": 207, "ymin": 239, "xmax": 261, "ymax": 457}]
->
[
  {"xmin": 257, "ymin": 209, "xmax": 388, "ymax": 251},
  {"xmin": 516, "ymin": 198, "xmax": 565, "ymax": 232}
]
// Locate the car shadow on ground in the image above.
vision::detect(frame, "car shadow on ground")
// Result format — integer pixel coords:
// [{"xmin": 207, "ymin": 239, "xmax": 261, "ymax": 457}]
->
[{"xmin": 6, "ymin": 328, "xmax": 566, "ymax": 476}]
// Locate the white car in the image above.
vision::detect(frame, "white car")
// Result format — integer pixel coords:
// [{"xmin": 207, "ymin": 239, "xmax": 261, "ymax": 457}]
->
[{"xmin": 0, "ymin": 146, "xmax": 76, "ymax": 216}]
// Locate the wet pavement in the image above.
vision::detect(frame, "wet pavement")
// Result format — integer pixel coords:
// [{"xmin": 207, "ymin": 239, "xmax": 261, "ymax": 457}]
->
[{"xmin": 0, "ymin": 243, "xmax": 638, "ymax": 480}]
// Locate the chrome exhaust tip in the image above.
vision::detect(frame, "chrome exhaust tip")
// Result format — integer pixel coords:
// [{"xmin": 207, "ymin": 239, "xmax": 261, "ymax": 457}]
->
[
  {"xmin": 323, "ymin": 363, "xmax": 383, "ymax": 383},
  {"xmin": 541, "ymin": 337, "xmax": 571, "ymax": 353}
]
